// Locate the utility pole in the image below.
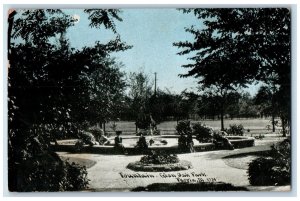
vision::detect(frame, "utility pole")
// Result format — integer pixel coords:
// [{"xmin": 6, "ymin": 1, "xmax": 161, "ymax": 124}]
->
[{"xmin": 154, "ymin": 72, "xmax": 157, "ymax": 97}]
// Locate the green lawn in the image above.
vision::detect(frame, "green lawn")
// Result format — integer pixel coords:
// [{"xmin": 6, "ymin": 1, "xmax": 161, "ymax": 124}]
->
[{"xmin": 105, "ymin": 118, "xmax": 282, "ymax": 136}]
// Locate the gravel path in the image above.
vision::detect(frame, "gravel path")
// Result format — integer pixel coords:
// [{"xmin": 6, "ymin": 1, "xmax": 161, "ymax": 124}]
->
[{"xmin": 57, "ymin": 138, "xmax": 290, "ymax": 192}]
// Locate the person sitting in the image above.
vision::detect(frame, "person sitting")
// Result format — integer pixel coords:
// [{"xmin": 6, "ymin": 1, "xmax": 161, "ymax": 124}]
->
[
  {"xmin": 114, "ymin": 131, "xmax": 126, "ymax": 153},
  {"xmin": 135, "ymin": 133, "xmax": 148, "ymax": 152},
  {"xmin": 149, "ymin": 138, "xmax": 155, "ymax": 146}
]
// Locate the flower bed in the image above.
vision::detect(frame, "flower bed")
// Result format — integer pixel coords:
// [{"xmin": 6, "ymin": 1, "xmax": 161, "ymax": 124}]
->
[{"xmin": 127, "ymin": 151, "xmax": 193, "ymax": 171}]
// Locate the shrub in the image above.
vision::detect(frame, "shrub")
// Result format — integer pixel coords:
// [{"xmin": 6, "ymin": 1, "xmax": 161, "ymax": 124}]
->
[
  {"xmin": 140, "ymin": 151, "xmax": 179, "ymax": 165},
  {"xmin": 248, "ymin": 157, "xmax": 277, "ymax": 185},
  {"xmin": 176, "ymin": 120, "xmax": 192, "ymax": 135},
  {"xmin": 136, "ymin": 113, "xmax": 151, "ymax": 130},
  {"xmin": 127, "ymin": 160, "xmax": 192, "ymax": 172},
  {"xmin": 226, "ymin": 124, "xmax": 244, "ymax": 136},
  {"xmin": 88, "ymin": 127, "xmax": 103, "ymax": 142},
  {"xmin": 248, "ymin": 140, "xmax": 291, "ymax": 186},
  {"xmin": 79, "ymin": 131, "xmax": 97, "ymax": 146},
  {"xmin": 212, "ymin": 131, "xmax": 234, "ymax": 150},
  {"xmin": 193, "ymin": 122, "xmax": 213, "ymax": 143},
  {"xmin": 10, "ymin": 152, "xmax": 89, "ymax": 192},
  {"xmin": 74, "ymin": 140, "xmax": 85, "ymax": 152},
  {"xmin": 61, "ymin": 161, "xmax": 89, "ymax": 191}
]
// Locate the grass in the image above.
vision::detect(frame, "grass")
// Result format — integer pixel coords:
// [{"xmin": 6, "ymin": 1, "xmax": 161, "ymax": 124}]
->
[
  {"xmin": 105, "ymin": 118, "xmax": 282, "ymax": 135},
  {"xmin": 60, "ymin": 156, "xmax": 96, "ymax": 169}
]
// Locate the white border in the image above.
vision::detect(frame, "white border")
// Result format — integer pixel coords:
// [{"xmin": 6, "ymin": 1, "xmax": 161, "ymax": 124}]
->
[{"xmin": 1, "ymin": 0, "xmax": 299, "ymax": 200}]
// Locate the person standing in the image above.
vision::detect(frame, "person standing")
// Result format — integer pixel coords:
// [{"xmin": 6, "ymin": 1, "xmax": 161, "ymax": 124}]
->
[{"xmin": 186, "ymin": 134, "xmax": 195, "ymax": 153}]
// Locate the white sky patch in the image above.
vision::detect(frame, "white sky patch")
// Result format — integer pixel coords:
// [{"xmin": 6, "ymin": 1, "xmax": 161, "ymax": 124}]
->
[{"xmin": 72, "ymin": 14, "xmax": 80, "ymax": 23}]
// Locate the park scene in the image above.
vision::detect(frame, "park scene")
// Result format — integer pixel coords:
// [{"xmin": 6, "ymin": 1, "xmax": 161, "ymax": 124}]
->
[{"xmin": 7, "ymin": 8, "xmax": 291, "ymax": 192}]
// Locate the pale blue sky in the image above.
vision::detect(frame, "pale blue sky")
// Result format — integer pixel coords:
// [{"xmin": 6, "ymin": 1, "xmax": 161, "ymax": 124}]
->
[{"xmin": 64, "ymin": 9, "xmax": 260, "ymax": 95}]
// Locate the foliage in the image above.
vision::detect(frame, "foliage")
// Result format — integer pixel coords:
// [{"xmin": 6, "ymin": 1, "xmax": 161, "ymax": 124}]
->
[
  {"xmin": 226, "ymin": 124, "xmax": 244, "ymax": 136},
  {"xmin": 62, "ymin": 161, "xmax": 89, "ymax": 191},
  {"xmin": 127, "ymin": 160, "xmax": 192, "ymax": 172},
  {"xmin": 74, "ymin": 140, "xmax": 85, "ymax": 152},
  {"xmin": 136, "ymin": 113, "xmax": 152, "ymax": 130},
  {"xmin": 84, "ymin": 9, "xmax": 122, "ymax": 33},
  {"xmin": 176, "ymin": 120, "xmax": 192, "ymax": 135},
  {"xmin": 88, "ymin": 126, "xmax": 103, "ymax": 141},
  {"xmin": 8, "ymin": 129, "xmax": 89, "ymax": 191},
  {"xmin": 8, "ymin": 9, "xmax": 129, "ymax": 191},
  {"xmin": 79, "ymin": 131, "xmax": 97, "ymax": 146},
  {"xmin": 248, "ymin": 140, "xmax": 291, "ymax": 186},
  {"xmin": 140, "ymin": 151, "xmax": 179, "ymax": 165},
  {"xmin": 212, "ymin": 132, "xmax": 235, "ymax": 150},
  {"xmin": 193, "ymin": 122, "xmax": 213, "ymax": 143},
  {"xmin": 174, "ymin": 8, "xmax": 291, "ymax": 131}
]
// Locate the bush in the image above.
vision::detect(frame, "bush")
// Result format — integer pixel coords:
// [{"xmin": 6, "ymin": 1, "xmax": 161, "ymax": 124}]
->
[
  {"xmin": 176, "ymin": 120, "xmax": 192, "ymax": 135},
  {"xmin": 10, "ymin": 152, "xmax": 89, "ymax": 192},
  {"xmin": 62, "ymin": 161, "xmax": 89, "ymax": 191},
  {"xmin": 248, "ymin": 157, "xmax": 277, "ymax": 185},
  {"xmin": 8, "ymin": 127, "xmax": 90, "ymax": 192},
  {"xmin": 212, "ymin": 132, "xmax": 234, "ymax": 150},
  {"xmin": 226, "ymin": 124, "xmax": 244, "ymax": 136},
  {"xmin": 193, "ymin": 122, "xmax": 213, "ymax": 143},
  {"xmin": 140, "ymin": 151, "xmax": 179, "ymax": 165},
  {"xmin": 127, "ymin": 160, "xmax": 192, "ymax": 172},
  {"xmin": 88, "ymin": 127, "xmax": 103, "ymax": 142},
  {"xmin": 79, "ymin": 131, "xmax": 97, "ymax": 146},
  {"xmin": 74, "ymin": 140, "xmax": 85, "ymax": 152},
  {"xmin": 248, "ymin": 140, "xmax": 291, "ymax": 186}
]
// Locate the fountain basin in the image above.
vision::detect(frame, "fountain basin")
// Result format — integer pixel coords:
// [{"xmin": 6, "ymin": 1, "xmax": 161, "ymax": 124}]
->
[{"xmin": 53, "ymin": 135, "xmax": 255, "ymax": 154}]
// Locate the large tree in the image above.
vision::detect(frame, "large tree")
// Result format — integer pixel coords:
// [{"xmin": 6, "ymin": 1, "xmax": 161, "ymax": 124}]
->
[
  {"xmin": 174, "ymin": 8, "xmax": 291, "ymax": 131},
  {"xmin": 8, "ymin": 9, "xmax": 130, "ymax": 191},
  {"xmin": 127, "ymin": 71, "xmax": 153, "ymax": 131}
]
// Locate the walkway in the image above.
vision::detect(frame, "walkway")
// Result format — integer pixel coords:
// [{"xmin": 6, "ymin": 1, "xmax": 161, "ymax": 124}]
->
[{"xmin": 58, "ymin": 138, "xmax": 290, "ymax": 192}]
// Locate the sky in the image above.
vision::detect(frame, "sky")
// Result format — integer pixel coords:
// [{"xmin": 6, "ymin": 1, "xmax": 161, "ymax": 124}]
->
[{"xmin": 64, "ymin": 9, "xmax": 260, "ymax": 95}]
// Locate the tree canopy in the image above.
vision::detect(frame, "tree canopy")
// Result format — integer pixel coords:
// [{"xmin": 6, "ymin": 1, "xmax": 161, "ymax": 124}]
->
[
  {"xmin": 8, "ymin": 9, "xmax": 130, "ymax": 191},
  {"xmin": 174, "ymin": 8, "xmax": 291, "ymax": 131}
]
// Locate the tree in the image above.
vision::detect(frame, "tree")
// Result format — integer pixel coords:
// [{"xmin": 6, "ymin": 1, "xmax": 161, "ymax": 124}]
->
[
  {"xmin": 255, "ymin": 85, "xmax": 278, "ymax": 131},
  {"xmin": 237, "ymin": 92, "xmax": 259, "ymax": 119},
  {"xmin": 127, "ymin": 71, "xmax": 153, "ymax": 131},
  {"xmin": 197, "ymin": 87, "xmax": 240, "ymax": 130},
  {"xmin": 8, "ymin": 9, "xmax": 130, "ymax": 191},
  {"xmin": 174, "ymin": 8, "xmax": 290, "ymax": 132}
]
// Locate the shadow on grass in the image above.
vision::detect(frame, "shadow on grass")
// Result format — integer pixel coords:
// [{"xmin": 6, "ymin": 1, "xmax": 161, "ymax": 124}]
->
[
  {"xmin": 60, "ymin": 156, "xmax": 96, "ymax": 169},
  {"xmin": 132, "ymin": 182, "xmax": 248, "ymax": 192}
]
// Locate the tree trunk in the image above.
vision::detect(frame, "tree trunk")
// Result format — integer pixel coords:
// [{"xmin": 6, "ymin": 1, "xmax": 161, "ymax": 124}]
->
[
  {"xmin": 272, "ymin": 114, "xmax": 275, "ymax": 132},
  {"xmin": 135, "ymin": 123, "xmax": 138, "ymax": 133},
  {"xmin": 281, "ymin": 116, "xmax": 287, "ymax": 137},
  {"xmin": 220, "ymin": 110, "xmax": 225, "ymax": 131}
]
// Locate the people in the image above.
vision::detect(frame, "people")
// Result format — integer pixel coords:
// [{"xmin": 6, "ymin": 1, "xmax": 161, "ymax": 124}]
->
[
  {"xmin": 178, "ymin": 134, "xmax": 187, "ymax": 152},
  {"xmin": 135, "ymin": 133, "xmax": 148, "ymax": 152},
  {"xmin": 114, "ymin": 131, "xmax": 126, "ymax": 153},
  {"xmin": 186, "ymin": 134, "xmax": 195, "ymax": 153}
]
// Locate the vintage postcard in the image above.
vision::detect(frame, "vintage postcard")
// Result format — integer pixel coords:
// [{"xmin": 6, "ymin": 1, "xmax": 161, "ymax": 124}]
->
[{"xmin": 7, "ymin": 7, "xmax": 292, "ymax": 192}]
